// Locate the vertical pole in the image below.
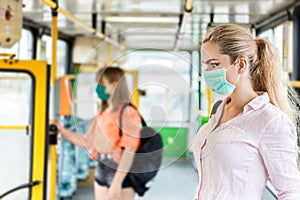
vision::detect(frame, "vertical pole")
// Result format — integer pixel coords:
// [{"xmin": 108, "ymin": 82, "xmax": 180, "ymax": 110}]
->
[
  {"xmin": 50, "ymin": 2, "xmax": 58, "ymax": 199},
  {"xmin": 51, "ymin": 8, "xmax": 58, "ymax": 85}
]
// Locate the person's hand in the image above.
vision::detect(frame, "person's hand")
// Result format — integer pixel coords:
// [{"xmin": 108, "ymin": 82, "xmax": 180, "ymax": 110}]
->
[
  {"xmin": 108, "ymin": 180, "xmax": 122, "ymax": 200},
  {"xmin": 51, "ymin": 120, "xmax": 64, "ymax": 133},
  {"xmin": 88, "ymin": 148, "xmax": 97, "ymax": 160}
]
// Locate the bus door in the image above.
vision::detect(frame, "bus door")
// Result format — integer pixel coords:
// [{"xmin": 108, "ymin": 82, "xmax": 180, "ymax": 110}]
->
[{"xmin": 0, "ymin": 55, "xmax": 49, "ymax": 200}]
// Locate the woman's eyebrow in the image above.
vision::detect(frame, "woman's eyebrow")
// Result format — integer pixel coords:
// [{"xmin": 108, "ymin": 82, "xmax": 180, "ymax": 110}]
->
[{"xmin": 201, "ymin": 58, "xmax": 219, "ymax": 64}]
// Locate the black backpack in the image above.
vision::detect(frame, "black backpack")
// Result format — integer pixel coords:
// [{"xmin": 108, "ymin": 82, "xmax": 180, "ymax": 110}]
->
[{"xmin": 119, "ymin": 103, "xmax": 163, "ymax": 196}]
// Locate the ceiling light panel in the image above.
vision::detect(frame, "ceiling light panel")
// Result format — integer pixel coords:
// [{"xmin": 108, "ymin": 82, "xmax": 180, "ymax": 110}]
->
[{"xmin": 105, "ymin": 16, "xmax": 179, "ymax": 24}]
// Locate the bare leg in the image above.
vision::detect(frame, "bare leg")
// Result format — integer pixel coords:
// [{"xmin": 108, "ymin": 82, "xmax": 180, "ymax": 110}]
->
[
  {"xmin": 94, "ymin": 181, "xmax": 108, "ymax": 200},
  {"xmin": 121, "ymin": 187, "xmax": 135, "ymax": 200}
]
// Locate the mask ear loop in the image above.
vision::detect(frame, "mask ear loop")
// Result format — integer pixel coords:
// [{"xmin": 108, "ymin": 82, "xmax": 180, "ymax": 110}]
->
[
  {"xmin": 233, "ymin": 56, "xmax": 249, "ymax": 86},
  {"xmin": 225, "ymin": 57, "xmax": 241, "ymax": 86},
  {"xmin": 225, "ymin": 56, "xmax": 241, "ymax": 71},
  {"xmin": 232, "ymin": 74, "xmax": 240, "ymax": 86},
  {"xmin": 232, "ymin": 55, "xmax": 250, "ymax": 86}
]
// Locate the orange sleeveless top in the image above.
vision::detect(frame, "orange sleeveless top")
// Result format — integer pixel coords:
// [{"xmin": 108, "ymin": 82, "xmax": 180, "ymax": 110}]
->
[{"xmin": 92, "ymin": 104, "xmax": 141, "ymax": 162}]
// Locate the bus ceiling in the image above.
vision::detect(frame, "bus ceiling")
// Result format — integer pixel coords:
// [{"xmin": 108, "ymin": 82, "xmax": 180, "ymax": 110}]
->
[{"xmin": 11, "ymin": 0, "xmax": 300, "ymax": 50}]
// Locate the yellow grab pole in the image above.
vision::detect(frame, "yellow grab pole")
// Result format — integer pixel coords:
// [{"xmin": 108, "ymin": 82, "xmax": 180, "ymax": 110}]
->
[
  {"xmin": 205, "ymin": 87, "xmax": 213, "ymax": 116},
  {"xmin": 49, "ymin": 145, "xmax": 56, "ymax": 200},
  {"xmin": 51, "ymin": 11, "xmax": 58, "ymax": 85},
  {"xmin": 39, "ymin": 2, "xmax": 58, "ymax": 197},
  {"xmin": 131, "ymin": 71, "xmax": 139, "ymax": 108},
  {"xmin": 50, "ymin": 6, "xmax": 58, "ymax": 200}
]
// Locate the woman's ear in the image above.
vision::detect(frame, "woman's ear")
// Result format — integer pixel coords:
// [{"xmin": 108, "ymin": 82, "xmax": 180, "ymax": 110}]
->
[{"xmin": 237, "ymin": 57, "xmax": 248, "ymax": 74}]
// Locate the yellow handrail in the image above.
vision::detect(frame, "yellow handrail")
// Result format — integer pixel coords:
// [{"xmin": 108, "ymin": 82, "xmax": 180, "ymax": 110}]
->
[
  {"xmin": 290, "ymin": 81, "xmax": 300, "ymax": 88},
  {"xmin": 0, "ymin": 53, "xmax": 15, "ymax": 59},
  {"xmin": 40, "ymin": 0, "xmax": 122, "ymax": 49},
  {"xmin": 0, "ymin": 125, "xmax": 31, "ymax": 130},
  {"xmin": 0, "ymin": 76, "xmax": 29, "ymax": 80}
]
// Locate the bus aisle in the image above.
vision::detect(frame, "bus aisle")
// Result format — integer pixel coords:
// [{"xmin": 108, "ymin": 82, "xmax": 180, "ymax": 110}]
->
[{"xmin": 73, "ymin": 159, "xmax": 198, "ymax": 200}]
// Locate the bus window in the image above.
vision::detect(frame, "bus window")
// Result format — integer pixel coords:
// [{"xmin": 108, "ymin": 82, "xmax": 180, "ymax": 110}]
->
[
  {"xmin": 41, "ymin": 35, "xmax": 68, "ymax": 77},
  {"xmin": 123, "ymin": 51, "xmax": 192, "ymax": 124}
]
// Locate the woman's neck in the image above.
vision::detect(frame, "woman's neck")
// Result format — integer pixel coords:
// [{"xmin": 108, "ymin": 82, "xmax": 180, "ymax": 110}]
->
[
  {"xmin": 106, "ymin": 98, "xmax": 113, "ymax": 111},
  {"xmin": 227, "ymin": 81, "xmax": 258, "ymax": 109}
]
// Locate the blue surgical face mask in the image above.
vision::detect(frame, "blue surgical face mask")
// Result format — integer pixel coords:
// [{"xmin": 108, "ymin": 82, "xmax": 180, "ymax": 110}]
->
[
  {"xmin": 203, "ymin": 64, "xmax": 239, "ymax": 96},
  {"xmin": 95, "ymin": 84, "xmax": 110, "ymax": 101}
]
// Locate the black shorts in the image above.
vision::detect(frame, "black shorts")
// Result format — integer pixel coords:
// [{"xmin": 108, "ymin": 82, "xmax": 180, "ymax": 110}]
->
[
  {"xmin": 94, "ymin": 154, "xmax": 132, "ymax": 188},
  {"xmin": 94, "ymin": 154, "xmax": 148, "ymax": 196}
]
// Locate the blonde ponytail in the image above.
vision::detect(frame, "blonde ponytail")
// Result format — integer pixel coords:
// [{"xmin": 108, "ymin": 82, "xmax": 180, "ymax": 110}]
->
[
  {"xmin": 252, "ymin": 38, "xmax": 284, "ymax": 109},
  {"xmin": 253, "ymin": 38, "xmax": 300, "ymax": 123}
]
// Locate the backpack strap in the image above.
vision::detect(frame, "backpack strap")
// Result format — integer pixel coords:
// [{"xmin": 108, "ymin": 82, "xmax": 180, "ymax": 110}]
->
[
  {"xmin": 119, "ymin": 102, "xmax": 146, "ymax": 137},
  {"xmin": 210, "ymin": 100, "xmax": 222, "ymax": 118}
]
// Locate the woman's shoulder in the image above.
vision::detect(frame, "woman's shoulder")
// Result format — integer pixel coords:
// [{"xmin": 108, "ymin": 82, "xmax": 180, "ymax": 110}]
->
[
  {"xmin": 260, "ymin": 103, "xmax": 296, "ymax": 136},
  {"xmin": 262, "ymin": 103, "xmax": 290, "ymax": 121},
  {"xmin": 96, "ymin": 106, "xmax": 114, "ymax": 121},
  {"xmin": 118, "ymin": 103, "xmax": 141, "ymax": 121},
  {"xmin": 118, "ymin": 102, "xmax": 137, "ymax": 111}
]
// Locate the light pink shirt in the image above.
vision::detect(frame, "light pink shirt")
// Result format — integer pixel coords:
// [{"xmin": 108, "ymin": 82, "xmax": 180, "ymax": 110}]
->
[{"xmin": 193, "ymin": 93, "xmax": 300, "ymax": 200}]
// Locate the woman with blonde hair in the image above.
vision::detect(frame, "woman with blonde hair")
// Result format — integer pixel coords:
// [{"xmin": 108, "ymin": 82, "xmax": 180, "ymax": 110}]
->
[
  {"xmin": 193, "ymin": 24, "xmax": 300, "ymax": 199},
  {"xmin": 55, "ymin": 67, "xmax": 145, "ymax": 200}
]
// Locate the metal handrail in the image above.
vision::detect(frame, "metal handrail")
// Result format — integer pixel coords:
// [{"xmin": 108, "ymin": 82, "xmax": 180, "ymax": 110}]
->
[{"xmin": 0, "ymin": 180, "xmax": 41, "ymax": 199}]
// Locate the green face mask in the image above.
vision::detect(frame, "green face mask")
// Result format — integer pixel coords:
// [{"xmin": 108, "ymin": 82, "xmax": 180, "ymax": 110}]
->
[
  {"xmin": 96, "ymin": 84, "xmax": 110, "ymax": 101},
  {"xmin": 203, "ymin": 68, "xmax": 236, "ymax": 96},
  {"xmin": 203, "ymin": 62, "xmax": 240, "ymax": 96}
]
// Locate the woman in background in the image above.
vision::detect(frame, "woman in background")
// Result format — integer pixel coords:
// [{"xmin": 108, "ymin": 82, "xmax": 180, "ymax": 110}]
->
[{"xmin": 55, "ymin": 67, "xmax": 143, "ymax": 200}]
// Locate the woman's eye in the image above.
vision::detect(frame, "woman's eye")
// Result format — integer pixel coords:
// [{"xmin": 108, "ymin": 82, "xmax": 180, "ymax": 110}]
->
[{"xmin": 210, "ymin": 63, "xmax": 219, "ymax": 68}]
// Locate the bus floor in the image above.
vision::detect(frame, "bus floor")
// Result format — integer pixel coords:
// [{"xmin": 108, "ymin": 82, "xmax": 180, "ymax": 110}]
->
[
  {"xmin": 71, "ymin": 158, "xmax": 277, "ymax": 200},
  {"xmin": 72, "ymin": 158, "xmax": 198, "ymax": 200}
]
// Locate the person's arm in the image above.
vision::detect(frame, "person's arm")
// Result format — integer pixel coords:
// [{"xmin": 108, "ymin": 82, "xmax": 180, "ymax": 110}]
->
[
  {"xmin": 258, "ymin": 115, "xmax": 300, "ymax": 200},
  {"xmin": 108, "ymin": 147, "xmax": 137, "ymax": 199},
  {"xmin": 54, "ymin": 118, "xmax": 96, "ymax": 149}
]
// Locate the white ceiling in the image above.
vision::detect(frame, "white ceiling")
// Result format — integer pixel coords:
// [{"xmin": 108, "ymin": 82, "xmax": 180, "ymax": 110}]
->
[{"xmin": 22, "ymin": 0, "xmax": 299, "ymax": 50}]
